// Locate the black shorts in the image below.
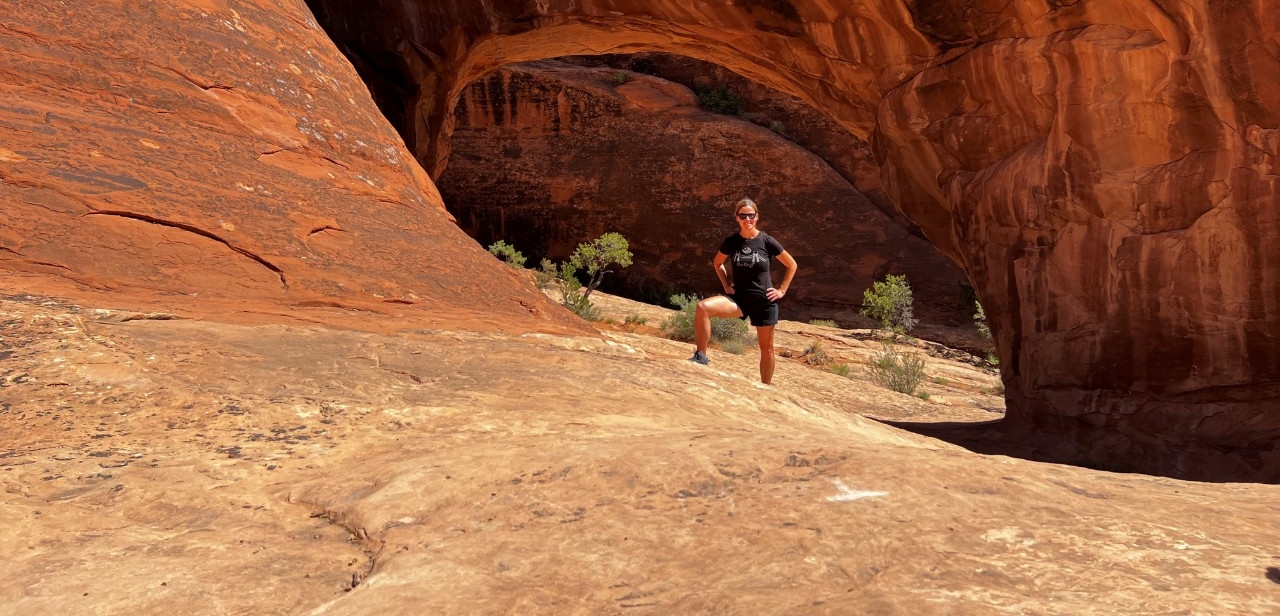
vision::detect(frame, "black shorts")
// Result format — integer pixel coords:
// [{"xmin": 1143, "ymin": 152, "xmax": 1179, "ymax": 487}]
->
[{"xmin": 727, "ymin": 293, "xmax": 779, "ymax": 327}]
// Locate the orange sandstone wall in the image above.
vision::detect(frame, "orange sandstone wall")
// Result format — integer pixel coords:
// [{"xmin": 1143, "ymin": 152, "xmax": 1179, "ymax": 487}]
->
[
  {"xmin": 0, "ymin": 0, "xmax": 586, "ymax": 336},
  {"xmin": 437, "ymin": 60, "xmax": 970, "ymax": 327},
  {"xmin": 311, "ymin": 0, "xmax": 1280, "ymax": 479}
]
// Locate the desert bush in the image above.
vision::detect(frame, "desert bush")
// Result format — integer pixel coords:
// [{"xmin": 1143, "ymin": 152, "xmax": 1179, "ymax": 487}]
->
[
  {"xmin": 860, "ymin": 274, "xmax": 917, "ymax": 333},
  {"xmin": 917, "ymin": 391, "xmax": 931, "ymax": 401},
  {"xmin": 663, "ymin": 294, "xmax": 748, "ymax": 343},
  {"xmin": 567, "ymin": 232, "xmax": 633, "ymax": 301},
  {"xmin": 768, "ymin": 120, "xmax": 789, "ymax": 137},
  {"xmin": 829, "ymin": 363, "xmax": 851, "ymax": 377},
  {"xmin": 624, "ymin": 314, "xmax": 647, "ymax": 326},
  {"xmin": 606, "ymin": 71, "xmax": 631, "ymax": 86},
  {"xmin": 556, "ymin": 264, "xmax": 600, "ymax": 321},
  {"xmin": 866, "ymin": 342, "xmax": 926, "ymax": 395},
  {"xmin": 974, "ymin": 301, "xmax": 992, "ymax": 342},
  {"xmin": 487, "ymin": 240, "xmax": 526, "ymax": 269},
  {"xmin": 695, "ymin": 85, "xmax": 744, "ymax": 115},
  {"xmin": 720, "ymin": 338, "xmax": 746, "ymax": 355},
  {"xmin": 808, "ymin": 319, "xmax": 839, "ymax": 328},
  {"xmin": 534, "ymin": 258, "xmax": 558, "ymax": 289},
  {"xmin": 802, "ymin": 341, "xmax": 831, "ymax": 366},
  {"xmin": 933, "ymin": 376, "xmax": 949, "ymax": 386},
  {"xmin": 541, "ymin": 233, "xmax": 633, "ymax": 321}
]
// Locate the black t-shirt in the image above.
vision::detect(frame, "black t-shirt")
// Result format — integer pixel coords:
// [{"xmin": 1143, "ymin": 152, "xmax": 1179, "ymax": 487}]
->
[{"xmin": 718, "ymin": 231, "xmax": 785, "ymax": 301}]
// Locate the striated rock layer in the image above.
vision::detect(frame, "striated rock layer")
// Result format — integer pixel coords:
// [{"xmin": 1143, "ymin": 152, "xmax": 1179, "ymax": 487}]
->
[
  {"xmin": 310, "ymin": 0, "xmax": 1280, "ymax": 480},
  {"xmin": 437, "ymin": 60, "xmax": 969, "ymax": 326},
  {"xmin": 559, "ymin": 51, "xmax": 920, "ymax": 234},
  {"xmin": 5, "ymin": 295, "xmax": 1280, "ymax": 614},
  {"xmin": 0, "ymin": 0, "xmax": 1275, "ymax": 478},
  {"xmin": 0, "ymin": 0, "xmax": 588, "ymax": 338}
]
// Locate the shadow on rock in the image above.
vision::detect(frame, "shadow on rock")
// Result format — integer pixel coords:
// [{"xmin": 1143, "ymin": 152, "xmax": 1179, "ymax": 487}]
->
[{"xmin": 878, "ymin": 417, "xmax": 1280, "ymax": 485}]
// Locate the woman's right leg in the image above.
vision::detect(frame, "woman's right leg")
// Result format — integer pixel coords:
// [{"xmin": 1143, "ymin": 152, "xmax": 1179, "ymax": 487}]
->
[{"xmin": 695, "ymin": 296, "xmax": 743, "ymax": 354}]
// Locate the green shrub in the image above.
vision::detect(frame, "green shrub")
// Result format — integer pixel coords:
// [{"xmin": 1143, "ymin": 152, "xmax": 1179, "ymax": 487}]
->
[
  {"xmin": 624, "ymin": 314, "xmax": 647, "ymax": 326},
  {"xmin": 802, "ymin": 341, "xmax": 831, "ymax": 366},
  {"xmin": 829, "ymin": 363, "xmax": 851, "ymax": 377},
  {"xmin": 567, "ymin": 232, "xmax": 633, "ymax": 301},
  {"xmin": 534, "ymin": 258, "xmax": 558, "ymax": 289},
  {"xmin": 557, "ymin": 268, "xmax": 600, "ymax": 321},
  {"xmin": 720, "ymin": 338, "xmax": 746, "ymax": 355},
  {"xmin": 933, "ymin": 376, "xmax": 949, "ymax": 386},
  {"xmin": 860, "ymin": 274, "xmax": 917, "ymax": 333},
  {"xmin": 917, "ymin": 391, "xmax": 931, "ymax": 401},
  {"xmin": 662, "ymin": 294, "xmax": 748, "ymax": 343},
  {"xmin": 487, "ymin": 240, "xmax": 526, "ymax": 269},
  {"xmin": 768, "ymin": 120, "xmax": 788, "ymax": 137},
  {"xmin": 695, "ymin": 85, "xmax": 744, "ymax": 115},
  {"xmin": 606, "ymin": 71, "xmax": 631, "ymax": 86},
  {"xmin": 866, "ymin": 342, "xmax": 926, "ymax": 395},
  {"xmin": 808, "ymin": 319, "xmax": 839, "ymax": 328},
  {"xmin": 539, "ymin": 233, "xmax": 633, "ymax": 322},
  {"xmin": 975, "ymin": 301, "xmax": 992, "ymax": 341}
]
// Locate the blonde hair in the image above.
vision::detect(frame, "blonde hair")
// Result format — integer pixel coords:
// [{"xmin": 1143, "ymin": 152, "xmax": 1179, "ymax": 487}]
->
[{"xmin": 734, "ymin": 198, "xmax": 758, "ymax": 214}]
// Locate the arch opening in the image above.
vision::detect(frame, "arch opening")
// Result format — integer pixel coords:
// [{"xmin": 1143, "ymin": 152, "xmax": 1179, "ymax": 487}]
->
[
  {"xmin": 437, "ymin": 53, "xmax": 980, "ymax": 335},
  {"xmin": 304, "ymin": 0, "xmax": 1280, "ymax": 482}
]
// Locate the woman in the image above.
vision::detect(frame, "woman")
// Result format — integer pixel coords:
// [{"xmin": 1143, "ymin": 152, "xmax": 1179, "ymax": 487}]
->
[{"xmin": 689, "ymin": 198, "xmax": 798, "ymax": 385}]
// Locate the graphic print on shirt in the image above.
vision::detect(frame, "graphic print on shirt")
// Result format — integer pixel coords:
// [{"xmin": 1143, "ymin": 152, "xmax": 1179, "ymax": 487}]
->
[
  {"xmin": 719, "ymin": 232, "xmax": 785, "ymax": 301},
  {"xmin": 733, "ymin": 245, "xmax": 769, "ymax": 268}
]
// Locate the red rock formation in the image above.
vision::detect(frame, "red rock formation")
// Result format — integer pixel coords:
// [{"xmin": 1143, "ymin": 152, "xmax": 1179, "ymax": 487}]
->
[
  {"xmin": 560, "ymin": 52, "xmax": 918, "ymax": 233},
  {"xmin": 0, "ymin": 0, "xmax": 586, "ymax": 337},
  {"xmin": 311, "ymin": 0, "xmax": 1280, "ymax": 480},
  {"xmin": 2, "ymin": 0, "xmax": 1276, "ymax": 477},
  {"xmin": 437, "ymin": 60, "xmax": 969, "ymax": 326}
]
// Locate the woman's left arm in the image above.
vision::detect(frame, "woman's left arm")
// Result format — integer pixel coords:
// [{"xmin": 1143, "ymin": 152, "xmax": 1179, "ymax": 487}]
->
[{"xmin": 767, "ymin": 251, "xmax": 798, "ymax": 301}]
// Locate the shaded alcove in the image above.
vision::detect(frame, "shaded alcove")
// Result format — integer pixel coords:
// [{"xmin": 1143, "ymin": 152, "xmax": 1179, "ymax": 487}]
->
[
  {"xmin": 303, "ymin": 0, "xmax": 1280, "ymax": 482},
  {"xmin": 434, "ymin": 55, "xmax": 980, "ymax": 338}
]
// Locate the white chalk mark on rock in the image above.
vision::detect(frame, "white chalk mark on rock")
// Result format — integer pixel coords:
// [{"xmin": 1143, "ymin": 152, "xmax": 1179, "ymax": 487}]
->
[{"xmin": 826, "ymin": 479, "xmax": 888, "ymax": 502}]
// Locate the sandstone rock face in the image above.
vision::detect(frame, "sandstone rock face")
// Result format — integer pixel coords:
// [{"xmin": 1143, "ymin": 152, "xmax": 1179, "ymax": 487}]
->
[
  {"xmin": 437, "ymin": 60, "xmax": 969, "ymax": 326},
  {"xmin": 6, "ymin": 295, "xmax": 1280, "ymax": 614},
  {"xmin": 561, "ymin": 52, "xmax": 919, "ymax": 233},
  {"xmin": 0, "ymin": 0, "xmax": 586, "ymax": 338},
  {"xmin": 311, "ymin": 0, "xmax": 1280, "ymax": 480}
]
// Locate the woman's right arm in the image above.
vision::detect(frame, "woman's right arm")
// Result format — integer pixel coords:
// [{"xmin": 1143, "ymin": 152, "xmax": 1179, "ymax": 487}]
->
[{"xmin": 713, "ymin": 252, "xmax": 733, "ymax": 294}]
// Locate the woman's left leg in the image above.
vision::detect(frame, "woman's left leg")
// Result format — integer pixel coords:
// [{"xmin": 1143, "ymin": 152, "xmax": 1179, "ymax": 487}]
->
[{"xmin": 756, "ymin": 325, "xmax": 776, "ymax": 384}]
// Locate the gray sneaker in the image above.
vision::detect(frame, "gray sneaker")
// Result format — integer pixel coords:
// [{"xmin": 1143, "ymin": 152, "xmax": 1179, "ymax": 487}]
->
[{"xmin": 689, "ymin": 350, "xmax": 710, "ymax": 365}]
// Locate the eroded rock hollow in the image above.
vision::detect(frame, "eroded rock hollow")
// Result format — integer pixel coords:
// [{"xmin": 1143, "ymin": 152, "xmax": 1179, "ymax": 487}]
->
[
  {"xmin": 307, "ymin": 0, "xmax": 1280, "ymax": 480},
  {"xmin": 436, "ymin": 59, "xmax": 971, "ymax": 327}
]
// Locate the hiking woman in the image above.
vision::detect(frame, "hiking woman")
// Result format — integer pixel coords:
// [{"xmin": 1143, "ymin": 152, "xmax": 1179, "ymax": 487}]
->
[{"xmin": 689, "ymin": 198, "xmax": 798, "ymax": 384}]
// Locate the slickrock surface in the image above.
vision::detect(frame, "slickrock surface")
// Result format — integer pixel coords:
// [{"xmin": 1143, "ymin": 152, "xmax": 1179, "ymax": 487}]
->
[
  {"xmin": 437, "ymin": 60, "xmax": 970, "ymax": 326},
  {"xmin": 4, "ymin": 293, "xmax": 1280, "ymax": 614},
  {"xmin": 311, "ymin": 0, "xmax": 1280, "ymax": 478}
]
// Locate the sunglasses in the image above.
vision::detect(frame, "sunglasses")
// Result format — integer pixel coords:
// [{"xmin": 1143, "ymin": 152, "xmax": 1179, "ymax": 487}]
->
[{"xmin": 736, "ymin": 213, "xmax": 758, "ymax": 220}]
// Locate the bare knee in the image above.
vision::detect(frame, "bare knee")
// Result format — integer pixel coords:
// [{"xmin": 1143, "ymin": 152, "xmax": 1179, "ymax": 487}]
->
[{"xmin": 695, "ymin": 299, "xmax": 711, "ymax": 317}]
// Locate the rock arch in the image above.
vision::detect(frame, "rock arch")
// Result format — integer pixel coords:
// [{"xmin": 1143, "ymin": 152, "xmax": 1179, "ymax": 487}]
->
[{"xmin": 310, "ymin": 0, "xmax": 1280, "ymax": 479}]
